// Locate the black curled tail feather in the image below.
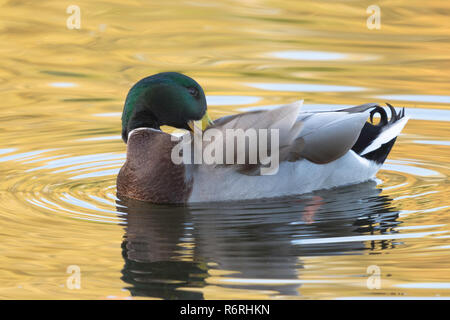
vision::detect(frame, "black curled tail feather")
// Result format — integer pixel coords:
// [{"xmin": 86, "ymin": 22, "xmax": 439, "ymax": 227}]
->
[
  {"xmin": 360, "ymin": 137, "xmax": 397, "ymax": 165},
  {"xmin": 351, "ymin": 103, "xmax": 405, "ymax": 164}
]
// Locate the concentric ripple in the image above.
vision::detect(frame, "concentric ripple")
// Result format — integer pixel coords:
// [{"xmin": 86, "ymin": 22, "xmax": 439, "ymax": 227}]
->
[{"xmin": 1, "ymin": 145, "xmax": 125, "ymax": 224}]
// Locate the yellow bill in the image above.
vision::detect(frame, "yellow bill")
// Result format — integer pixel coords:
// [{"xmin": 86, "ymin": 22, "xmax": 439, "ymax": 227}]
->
[{"xmin": 188, "ymin": 111, "xmax": 214, "ymax": 132}]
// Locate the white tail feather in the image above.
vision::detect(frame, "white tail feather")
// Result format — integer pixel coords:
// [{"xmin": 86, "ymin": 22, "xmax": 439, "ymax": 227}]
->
[{"xmin": 361, "ymin": 116, "xmax": 409, "ymax": 155}]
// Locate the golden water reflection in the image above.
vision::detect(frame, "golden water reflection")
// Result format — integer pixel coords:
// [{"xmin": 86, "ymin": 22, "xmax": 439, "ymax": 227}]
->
[{"xmin": 0, "ymin": 0, "xmax": 449, "ymax": 299}]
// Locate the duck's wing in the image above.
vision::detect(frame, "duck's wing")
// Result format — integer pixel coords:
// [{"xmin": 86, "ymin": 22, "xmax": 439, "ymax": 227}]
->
[
  {"xmin": 211, "ymin": 100, "xmax": 304, "ymax": 144},
  {"xmin": 204, "ymin": 101, "xmax": 405, "ymax": 175},
  {"xmin": 294, "ymin": 104, "xmax": 374, "ymax": 164},
  {"xmin": 204, "ymin": 101, "xmax": 305, "ymax": 170},
  {"xmin": 208, "ymin": 101, "xmax": 377, "ymax": 164}
]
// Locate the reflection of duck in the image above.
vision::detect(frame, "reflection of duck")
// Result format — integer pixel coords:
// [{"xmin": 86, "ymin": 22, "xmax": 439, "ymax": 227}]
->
[
  {"xmin": 117, "ymin": 181, "xmax": 400, "ymax": 299},
  {"xmin": 117, "ymin": 72, "xmax": 408, "ymax": 203},
  {"xmin": 117, "ymin": 201, "xmax": 207, "ymax": 299}
]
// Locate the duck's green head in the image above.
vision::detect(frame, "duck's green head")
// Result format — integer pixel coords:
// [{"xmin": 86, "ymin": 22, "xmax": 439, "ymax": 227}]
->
[{"xmin": 121, "ymin": 72, "xmax": 211, "ymax": 143}]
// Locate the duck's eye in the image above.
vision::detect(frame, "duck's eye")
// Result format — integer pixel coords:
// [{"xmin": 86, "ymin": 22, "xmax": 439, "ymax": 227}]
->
[{"xmin": 188, "ymin": 87, "xmax": 199, "ymax": 98}]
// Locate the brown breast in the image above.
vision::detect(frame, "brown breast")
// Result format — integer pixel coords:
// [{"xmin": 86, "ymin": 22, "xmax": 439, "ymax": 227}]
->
[{"xmin": 117, "ymin": 128, "xmax": 193, "ymax": 203}]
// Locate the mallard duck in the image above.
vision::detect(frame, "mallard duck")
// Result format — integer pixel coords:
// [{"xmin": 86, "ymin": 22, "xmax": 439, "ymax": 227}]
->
[{"xmin": 117, "ymin": 72, "xmax": 408, "ymax": 203}]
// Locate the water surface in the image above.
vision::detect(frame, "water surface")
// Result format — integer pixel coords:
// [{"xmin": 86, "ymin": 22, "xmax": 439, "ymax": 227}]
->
[{"xmin": 0, "ymin": 0, "xmax": 449, "ymax": 299}]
